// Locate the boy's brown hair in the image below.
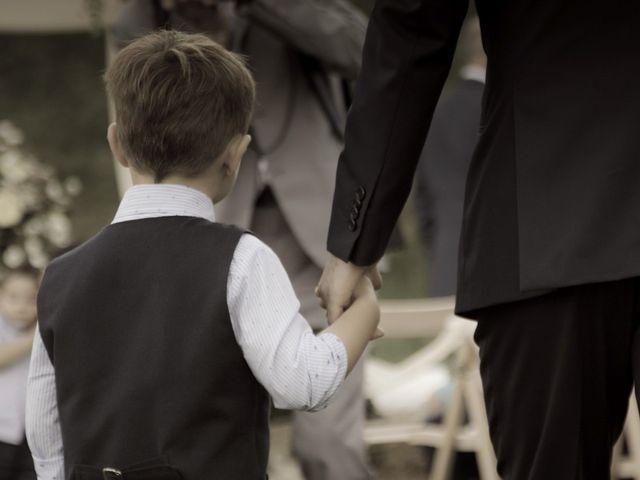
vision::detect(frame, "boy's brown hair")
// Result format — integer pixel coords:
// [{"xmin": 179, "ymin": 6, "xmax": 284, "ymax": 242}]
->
[{"xmin": 105, "ymin": 30, "xmax": 255, "ymax": 182}]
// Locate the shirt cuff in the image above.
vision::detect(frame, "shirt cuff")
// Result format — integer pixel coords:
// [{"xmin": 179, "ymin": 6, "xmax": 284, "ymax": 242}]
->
[
  {"xmin": 317, "ymin": 332, "xmax": 348, "ymax": 383},
  {"xmin": 308, "ymin": 332, "xmax": 349, "ymax": 411},
  {"xmin": 31, "ymin": 455, "xmax": 65, "ymax": 480}
]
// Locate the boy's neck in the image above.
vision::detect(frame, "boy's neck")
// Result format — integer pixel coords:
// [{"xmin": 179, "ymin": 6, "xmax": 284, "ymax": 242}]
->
[{"xmin": 130, "ymin": 170, "xmax": 221, "ymax": 203}]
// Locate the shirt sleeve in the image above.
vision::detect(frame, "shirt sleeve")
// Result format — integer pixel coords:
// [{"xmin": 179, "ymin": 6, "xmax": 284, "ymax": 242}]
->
[
  {"xmin": 227, "ymin": 234, "xmax": 348, "ymax": 411},
  {"xmin": 25, "ymin": 326, "xmax": 65, "ymax": 479}
]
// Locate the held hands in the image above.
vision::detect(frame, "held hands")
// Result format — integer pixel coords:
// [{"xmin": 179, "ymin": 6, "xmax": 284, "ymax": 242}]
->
[
  {"xmin": 353, "ymin": 275, "xmax": 376, "ymax": 302},
  {"xmin": 316, "ymin": 253, "xmax": 383, "ymax": 338},
  {"xmin": 352, "ymin": 276, "xmax": 384, "ymax": 340}
]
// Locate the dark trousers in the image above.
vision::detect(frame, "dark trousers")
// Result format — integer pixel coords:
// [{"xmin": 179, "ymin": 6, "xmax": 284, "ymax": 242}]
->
[
  {"xmin": 474, "ymin": 278, "xmax": 640, "ymax": 480},
  {"xmin": 0, "ymin": 440, "xmax": 35, "ymax": 480}
]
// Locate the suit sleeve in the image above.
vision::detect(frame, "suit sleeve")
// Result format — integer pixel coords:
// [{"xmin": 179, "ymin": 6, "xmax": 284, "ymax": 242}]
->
[
  {"xmin": 243, "ymin": 0, "xmax": 367, "ymax": 79},
  {"xmin": 327, "ymin": 0, "xmax": 469, "ymax": 266}
]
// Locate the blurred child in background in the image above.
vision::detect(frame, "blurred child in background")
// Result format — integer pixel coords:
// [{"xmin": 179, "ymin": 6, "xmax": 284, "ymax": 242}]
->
[{"xmin": 0, "ymin": 266, "xmax": 39, "ymax": 480}]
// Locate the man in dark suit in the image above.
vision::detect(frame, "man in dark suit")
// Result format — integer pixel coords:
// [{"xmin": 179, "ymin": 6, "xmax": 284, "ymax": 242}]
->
[
  {"xmin": 415, "ymin": 18, "xmax": 485, "ymax": 297},
  {"xmin": 317, "ymin": 1, "xmax": 640, "ymax": 478}
]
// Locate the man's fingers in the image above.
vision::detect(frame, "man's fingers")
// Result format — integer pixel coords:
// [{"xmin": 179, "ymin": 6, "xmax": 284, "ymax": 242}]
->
[
  {"xmin": 371, "ymin": 327, "xmax": 385, "ymax": 340},
  {"xmin": 367, "ymin": 267, "xmax": 383, "ymax": 290},
  {"xmin": 318, "ymin": 296, "xmax": 327, "ymax": 310},
  {"xmin": 315, "ymin": 285, "xmax": 327, "ymax": 309}
]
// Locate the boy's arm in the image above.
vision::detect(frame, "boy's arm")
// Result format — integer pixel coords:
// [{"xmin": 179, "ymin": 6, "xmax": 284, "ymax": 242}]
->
[
  {"xmin": 0, "ymin": 327, "xmax": 35, "ymax": 368},
  {"xmin": 25, "ymin": 326, "xmax": 65, "ymax": 479},
  {"xmin": 323, "ymin": 278, "xmax": 380, "ymax": 374},
  {"xmin": 228, "ymin": 234, "xmax": 377, "ymax": 411}
]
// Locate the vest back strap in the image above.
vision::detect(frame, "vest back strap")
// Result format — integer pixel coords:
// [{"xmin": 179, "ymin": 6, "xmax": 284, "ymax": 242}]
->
[{"xmin": 69, "ymin": 458, "xmax": 181, "ymax": 480}]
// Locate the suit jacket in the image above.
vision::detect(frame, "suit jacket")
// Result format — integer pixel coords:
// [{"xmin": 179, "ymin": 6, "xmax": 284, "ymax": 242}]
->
[
  {"xmin": 328, "ymin": 0, "xmax": 640, "ymax": 316},
  {"xmin": 215, "ymin": 0, "xmax": 366, "ymax": 268},
  {"xmin": 415, "ymin": 77, "xmax": 483, "ymax": 298}
]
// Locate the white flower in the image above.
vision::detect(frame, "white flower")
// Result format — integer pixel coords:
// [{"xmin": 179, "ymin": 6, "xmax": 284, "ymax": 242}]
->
[
  {"xmin": 25, "ymin": 236, "xmax": 44, "ymax": 257},
  {"xmin": 47, "ymin": 211, "xmax": 72, "ymax": 248},
  {"xmin": 25, "ymin": 237, "xmax": 49, "ymax": 268},
  {"xmin": 0, "ymin": 121, "xmax": 24, "ymax": 147},
  {"xmin": 64, "ymin": 176, "xmax": 83, "ymax": 196},
  {"xmin": 28, "ymin": 252, "xmax": 49, "ymax": 269},
  {"xmin": 0, "ymin": 189, "xmax": 25, "ymax": 227},
  {"xmin": 3, "ymin": 160, "xmax": 32, "ymax": 182},
  {"xmin": 0, "ymin": 150, "xmax": 20, "ymax": 171},
  {"xmin": 46, "ymin": 180, "xmax": 68, "ymax": 205},
  {"xmin": 0, "ymin": 150, "xmax": 39, "ymax": 183},
  {"xmin": 24, "ymin": 217, "xmax": 46, "ymax": 235},
  {"xmin": 3, "ymin": 244, "xmax": 26, "ymax": 268},
  {"xmin": 18, "ymin": 184, "xmax": 41, "ymax": 209}
]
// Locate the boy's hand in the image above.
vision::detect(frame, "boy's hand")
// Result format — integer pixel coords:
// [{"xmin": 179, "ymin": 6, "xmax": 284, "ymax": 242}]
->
[
  {"xmin": 316, "ymin": 253, "xmax": 382, "ymax": 324},
  {"xmin": 350, "ymin": 277, "xmax": 384, "ymax": 340},
  {"xmin": 352, "ymin": 276, "xmax": 375, "ymax": 300}
]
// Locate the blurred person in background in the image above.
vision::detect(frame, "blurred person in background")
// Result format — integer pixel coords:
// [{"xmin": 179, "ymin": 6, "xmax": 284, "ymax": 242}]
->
[
  {"xmin": 110, "ymin": 2, "xmax": 371, "ymax": 479},
  {"xmin": 415, "ymin": 17, "xmax": 485, "ymax": 298},
  {"xmin": 0, "ymin": 267, "xmax": 39, "ymax": 480}
]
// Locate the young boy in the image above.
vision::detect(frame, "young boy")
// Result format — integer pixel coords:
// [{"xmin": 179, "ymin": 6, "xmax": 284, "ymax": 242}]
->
[
  {"xmin": 25, "ymin": 31, "xmax": 380, "ymax": 480},
  {"xmin": 0, "ymin": 267, "xmax": 39, "ymax": 480}
]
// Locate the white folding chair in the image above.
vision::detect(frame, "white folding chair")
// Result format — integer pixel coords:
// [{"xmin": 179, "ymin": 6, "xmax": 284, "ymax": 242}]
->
[
  {"xmin": 364, "ymin": 298, "xmax": 499, "ymax": 480},
  {"xmin": 613, "ymin": 392, "xmax": 640, "ymax": 479}
]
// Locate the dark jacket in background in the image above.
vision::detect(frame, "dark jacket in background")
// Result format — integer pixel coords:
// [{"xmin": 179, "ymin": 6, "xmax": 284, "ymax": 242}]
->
[{"xmin": 415, "ymin": 77, "xmax": 483, "ymax": 298}]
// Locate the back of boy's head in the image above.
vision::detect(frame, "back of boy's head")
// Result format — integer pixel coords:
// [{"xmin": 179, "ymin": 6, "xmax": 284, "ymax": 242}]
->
[{"xmin": 105, "ymin": 30, "xmax": 256, "ymax": 182}]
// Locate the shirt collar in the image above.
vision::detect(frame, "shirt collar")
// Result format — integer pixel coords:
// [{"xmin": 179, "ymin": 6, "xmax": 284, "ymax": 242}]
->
[{"xmin": 112, "ymin": 184, "xmax": 216, "ymax": 224}]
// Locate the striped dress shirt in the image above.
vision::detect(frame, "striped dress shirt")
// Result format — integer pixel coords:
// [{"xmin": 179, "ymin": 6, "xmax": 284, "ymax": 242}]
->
[{"xmin": 25, "ymin": 184, "xmax": 347, "ymax": 479}]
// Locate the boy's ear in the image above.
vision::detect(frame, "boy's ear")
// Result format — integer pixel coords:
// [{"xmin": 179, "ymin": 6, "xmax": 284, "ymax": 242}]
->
[
  {"xmin": 107, "ymin": 123, "xmax": 129, "ymax": 168},
  {"xmin": 223, "ymin": 134, "xmax": 251, "ymax": 177}
]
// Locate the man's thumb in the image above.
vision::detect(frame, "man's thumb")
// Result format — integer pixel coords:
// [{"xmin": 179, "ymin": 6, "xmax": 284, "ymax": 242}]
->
[{"xmin": 367, "ymin": 267, "xmax": 383, "ymax": 290}]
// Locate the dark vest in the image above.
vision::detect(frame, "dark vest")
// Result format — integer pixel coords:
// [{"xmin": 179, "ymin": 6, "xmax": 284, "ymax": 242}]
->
[{"xmin": 37, "ymin": 217, "xmax": 270, "ymax": 480}]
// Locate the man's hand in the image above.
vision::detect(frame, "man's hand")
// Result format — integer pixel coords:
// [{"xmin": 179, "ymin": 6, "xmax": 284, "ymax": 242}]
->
[{"xmin": 316, "ymin": 253, "xmax": 382, "ymax": 324}]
